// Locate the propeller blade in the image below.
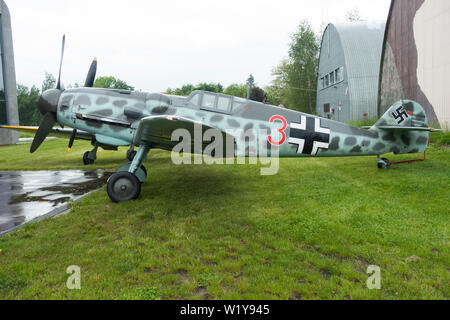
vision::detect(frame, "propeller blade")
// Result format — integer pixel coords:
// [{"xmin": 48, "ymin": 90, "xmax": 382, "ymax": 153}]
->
[
  {"xmin": 30, "ymin": 112, "xmax": 57, "ymax": 153},
  {"xmin": 56, "ymin": 35, "xmax": 66, "ymax": 90},
  {"xmin": 68, "ymin": 129, "xmax": 77, "ymax": 152},
  {"xmin": 84, "ymin": 58, "xmax": 98, "ymax": 88}
]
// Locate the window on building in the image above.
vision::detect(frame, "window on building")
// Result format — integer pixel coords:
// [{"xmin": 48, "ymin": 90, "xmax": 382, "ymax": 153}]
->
[
  {"xmin": 330, "ymin": 71, "xmax": 335, "ymax": 85},
  {"xmin": 202, "ymin": 93, "xmax": 216, "ymax": 109},
  {"xmin": 325, "ymin": 75, "xmax": 329, "ymax": 87},
  {"xmin": 335, "ymin": 67, "xmax": 344, "ymax": 83}
]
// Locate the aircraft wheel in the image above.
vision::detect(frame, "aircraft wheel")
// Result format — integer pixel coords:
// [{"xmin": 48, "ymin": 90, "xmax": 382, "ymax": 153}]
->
[
  {"xmin": 127, "ymin": 150, "xmax": 137, "ymax": 161},
  {"xmin": 377, "ymin": 158, "xmax": 391, "ymax": 170},
  {"xmin": 107, "ymin": 172, "xmax": 141, "ymax": 202},
  {"xmin": 83, "ymin": 151, "xmax": 95, "ymax": 165}
]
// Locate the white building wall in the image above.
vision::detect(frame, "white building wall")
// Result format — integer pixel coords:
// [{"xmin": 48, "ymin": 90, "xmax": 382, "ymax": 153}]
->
[{"xmin": 414, "ymin": 0, "xmax": 450, "ymax": 128}]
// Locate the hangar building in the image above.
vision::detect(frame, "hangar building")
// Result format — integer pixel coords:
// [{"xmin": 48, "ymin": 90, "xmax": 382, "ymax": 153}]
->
[
  {"xmin": 378, "ymin": 0, "xmax": 450, "ymax": 128},
  {"xmin": 316, "ymin": 21, "xmax": 386, "ymax": 122},
  {"xmin": 0, "ymin": 0, "xmax": 18, "ymax": 145}
]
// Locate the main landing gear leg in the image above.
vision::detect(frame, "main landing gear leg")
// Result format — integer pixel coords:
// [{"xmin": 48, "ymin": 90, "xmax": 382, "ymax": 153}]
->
[
  {"xmin": 126, "ymin": 144, "xmax": 137, "ymax": 161},
  {"xmin": 377, "ymin": 156, "xmax": 391, "ymax": 170},
  {"xmin": 107, "ymin": 144, "xmax": 150, "ymax": 202}
]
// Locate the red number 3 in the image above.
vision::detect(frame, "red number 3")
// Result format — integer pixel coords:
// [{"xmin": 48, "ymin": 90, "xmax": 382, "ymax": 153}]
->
[{"xmin": 268, "ymin": 115, "xmax": 287, "ymax": 146}]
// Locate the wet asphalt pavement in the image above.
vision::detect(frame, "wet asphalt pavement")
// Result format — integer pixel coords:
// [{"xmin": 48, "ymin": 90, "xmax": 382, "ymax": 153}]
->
[{"xmin": 0, "ymin": 170, "xmax": 112, "ymax": 233}]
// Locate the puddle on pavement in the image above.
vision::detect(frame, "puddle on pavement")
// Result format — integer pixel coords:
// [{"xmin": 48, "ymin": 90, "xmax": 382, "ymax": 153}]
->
[{"xmin": 0, "ymin": 170, "xmax": 112, "ymax": 233}]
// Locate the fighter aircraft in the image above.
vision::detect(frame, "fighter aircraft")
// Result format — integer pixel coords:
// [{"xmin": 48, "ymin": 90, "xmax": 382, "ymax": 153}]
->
[{"xmin": 1, "ymin": 36, "xmax": 438, "ymax": 202}]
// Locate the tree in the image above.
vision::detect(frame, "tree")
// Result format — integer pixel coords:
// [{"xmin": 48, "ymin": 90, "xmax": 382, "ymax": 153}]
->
[
  {"xmin": 195, "ymin": 83, "xmax": 223, "ymax": 93},
  {"xmin": 41, "ymin": 72, "xmax": 56, "ymax": 92},
  {"xmin": 246, "ymin": 74, "xmax": 255, "ymax": 99},
  {"xmin": 166, "ymin": 83, "xmax": 224, "ymax": 96},
  {"xmin": 270, "ymin": 20, "xmax": 319, "ymax": 113},
  {"xmin": 223, "ymin": 84, "xmax": 248, "ymax": 98},
  {"xmin": 250, "ymin": 87, "xmax": 266, "ymax": 103},
  {"xmin": 17, "ymin": 84, "xmax": 41, "ymax": 126},
  {"xmin": 345, "ymin": 8, "xmax": 362, "ymax": 22},
  {"xmin": 93, "ymin": 76, "xmax": 134, "ymax": 91}
]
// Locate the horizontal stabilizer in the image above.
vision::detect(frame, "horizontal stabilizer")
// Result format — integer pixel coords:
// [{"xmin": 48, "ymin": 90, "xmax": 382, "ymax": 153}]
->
[{"xmin": 363, "ymin": 126, "xmax": 441, "ymax": 132}]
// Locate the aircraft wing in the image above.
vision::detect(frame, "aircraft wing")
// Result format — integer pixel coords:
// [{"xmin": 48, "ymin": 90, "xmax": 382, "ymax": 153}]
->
[
  {"xmin": 0, "ymin": 125, "xmax": 93, "ymax": 141},
  {"xmin": 134, "ymin": 115, "xmax": 232, "ymax": 149}
]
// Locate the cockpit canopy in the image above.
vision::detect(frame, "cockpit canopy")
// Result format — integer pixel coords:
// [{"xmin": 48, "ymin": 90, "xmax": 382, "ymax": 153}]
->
[{"xmin": 187, "ymin": 90, "xmax": 247, "ymax": 114}]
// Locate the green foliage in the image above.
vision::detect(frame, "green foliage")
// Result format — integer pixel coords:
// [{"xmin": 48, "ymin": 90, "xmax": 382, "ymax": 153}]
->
[
  {"xmin": 246, "ymin": 74, "xmax": 255, "ymax": 95},
  {"xmin": 265, "ymin": 85, "xmax": 283, "ymax": 107},
  {"xmin": 250, "ymin": 87, "xmax": 266, "ymax": 103},
  {"xmin": 223, "ymin": 84, "xmax": 248, "ymax": 98},
  {"xmin": 41, "ymin": 72, "xmax": 56, "ymax": 92},
  {"xmin": 94, "ymin": 76, "xmax": 135, "ymax": 91},
  {"xmin": 166, "ymin": 83, "xmax": 224, "ymax": 96},
  {"xmin": 17, "ymin": 84, "xmax": 42, "ymax": 126},
  {"xmin": 0, "ymin": 276, "xmax": 26, "ymax": 290},
  {"xmin": 347, "ymin": 118, "xmax": 378, "ymax": 128},
  {"xmin": 430, "ymin": 130, "xmax": 450, "ymax": 147},
  {"xmin": 270, "ymin": 20, "xmax": 320, "ymax": 113},
  {"xmin": 138, "ymin": 287, "xmax": 162, "ymax": 300}
]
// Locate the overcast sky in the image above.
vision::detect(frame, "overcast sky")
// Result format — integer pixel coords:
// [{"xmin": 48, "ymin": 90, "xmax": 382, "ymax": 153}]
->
[{"xmin": 7, "ymin": 0, "xmax": 391, "ymax": 92}]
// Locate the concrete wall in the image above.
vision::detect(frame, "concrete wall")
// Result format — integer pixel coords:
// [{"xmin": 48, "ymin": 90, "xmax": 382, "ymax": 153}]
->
[
  {"xmin": 0, "ymin": 0, "xmax": 19, "ymax": 145},
  {"xmin": 378, "ymin": 0, "xmax": 450, "ymax": 128}
]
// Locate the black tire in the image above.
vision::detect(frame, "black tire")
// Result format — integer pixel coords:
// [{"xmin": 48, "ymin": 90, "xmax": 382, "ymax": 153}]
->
[
  {"xmin": 107, "ymin": 172, "xmax": 141, "ymax": 202},
  {"xmin": 83, "ymin": 151, "xmax": 94, "ymax": 165},
  {"xmin": 127, "ymin": 150, "xmax": 137, "ymax": 161},
  {"xmin": 377, "ymin": 158, "xmax": 391, "ymax": 170}
]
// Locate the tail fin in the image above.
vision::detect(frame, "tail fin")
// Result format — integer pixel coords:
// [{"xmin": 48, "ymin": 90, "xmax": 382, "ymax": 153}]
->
[
  {"xmin": 372, "ymin": 100, "xmax": 429, "ymax": 130},
  {"xmin": 371, "ymin": 100, "xmax": 432, "ymax": 154}
]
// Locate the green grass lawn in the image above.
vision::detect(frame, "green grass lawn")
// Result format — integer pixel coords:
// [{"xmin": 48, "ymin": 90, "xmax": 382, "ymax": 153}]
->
[{"xmin": 0, "ymin": 137, "xmax": 448, "ymax": 300}]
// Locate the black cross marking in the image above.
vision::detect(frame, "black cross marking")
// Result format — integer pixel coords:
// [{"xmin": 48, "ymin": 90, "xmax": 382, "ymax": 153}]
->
[
  {"xmin": 289, "ymin": 116, "xmax": 331, "ymax": 155},
  {"xmin": 391, "ymin": 106, "xmax": 409, "ymax": 124}
]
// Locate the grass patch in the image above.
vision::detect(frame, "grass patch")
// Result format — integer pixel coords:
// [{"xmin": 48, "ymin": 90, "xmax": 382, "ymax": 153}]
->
[
  {"xmin": 0, "ymin": 139, "xmax": 448, "ymax": 300},
  {"xmin": 347, "ymin": 118, "xmax": 378, "ymax": 128},
  {"xmin": 430, "ymin": 130, "xmax": 450, "ymax": 148}
]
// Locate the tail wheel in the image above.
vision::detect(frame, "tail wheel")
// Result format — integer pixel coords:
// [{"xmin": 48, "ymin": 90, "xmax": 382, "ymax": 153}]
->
[
  {"xmin": 377, "ymin": 158, "xmax": 391, "ymax": 170},
  {"xmin": 107, "ymin": 172, "xmax": 141, "ymax": 202}
]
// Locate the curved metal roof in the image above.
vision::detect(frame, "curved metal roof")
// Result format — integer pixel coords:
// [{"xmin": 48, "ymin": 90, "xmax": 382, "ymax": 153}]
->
[
  {"xmin": 332, "ymin": 21, "xmax": 386, "ymax": 81},
  {"xmin": 318, "ymin": 21, "xmax": 386, "ymax": 121}
]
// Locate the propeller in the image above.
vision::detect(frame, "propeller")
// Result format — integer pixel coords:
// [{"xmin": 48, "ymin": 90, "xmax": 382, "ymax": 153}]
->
[
  {"xmin": 84, "ymin": 58, "xmax": 98, "ymax": 87},
  {"xmin": 30, "ymin": 113, "xmax": 57, "ymax": 153},
  {"xmin": 56, "ymin": 35, "xmax": 65, "ymax": 90},
  {"xmin": 31, "ymin": 35, "xmax": 65, "ymax": 153},
  {"xmin": 67, "ymin": 57, "xmax": 98, "ymax": 152}
]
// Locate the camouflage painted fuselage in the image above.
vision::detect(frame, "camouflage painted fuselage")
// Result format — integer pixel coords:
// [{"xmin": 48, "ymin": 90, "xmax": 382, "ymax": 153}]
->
[{"xmin": 57, "ymin": 88, "xmax": 429, "ymax": 158}]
